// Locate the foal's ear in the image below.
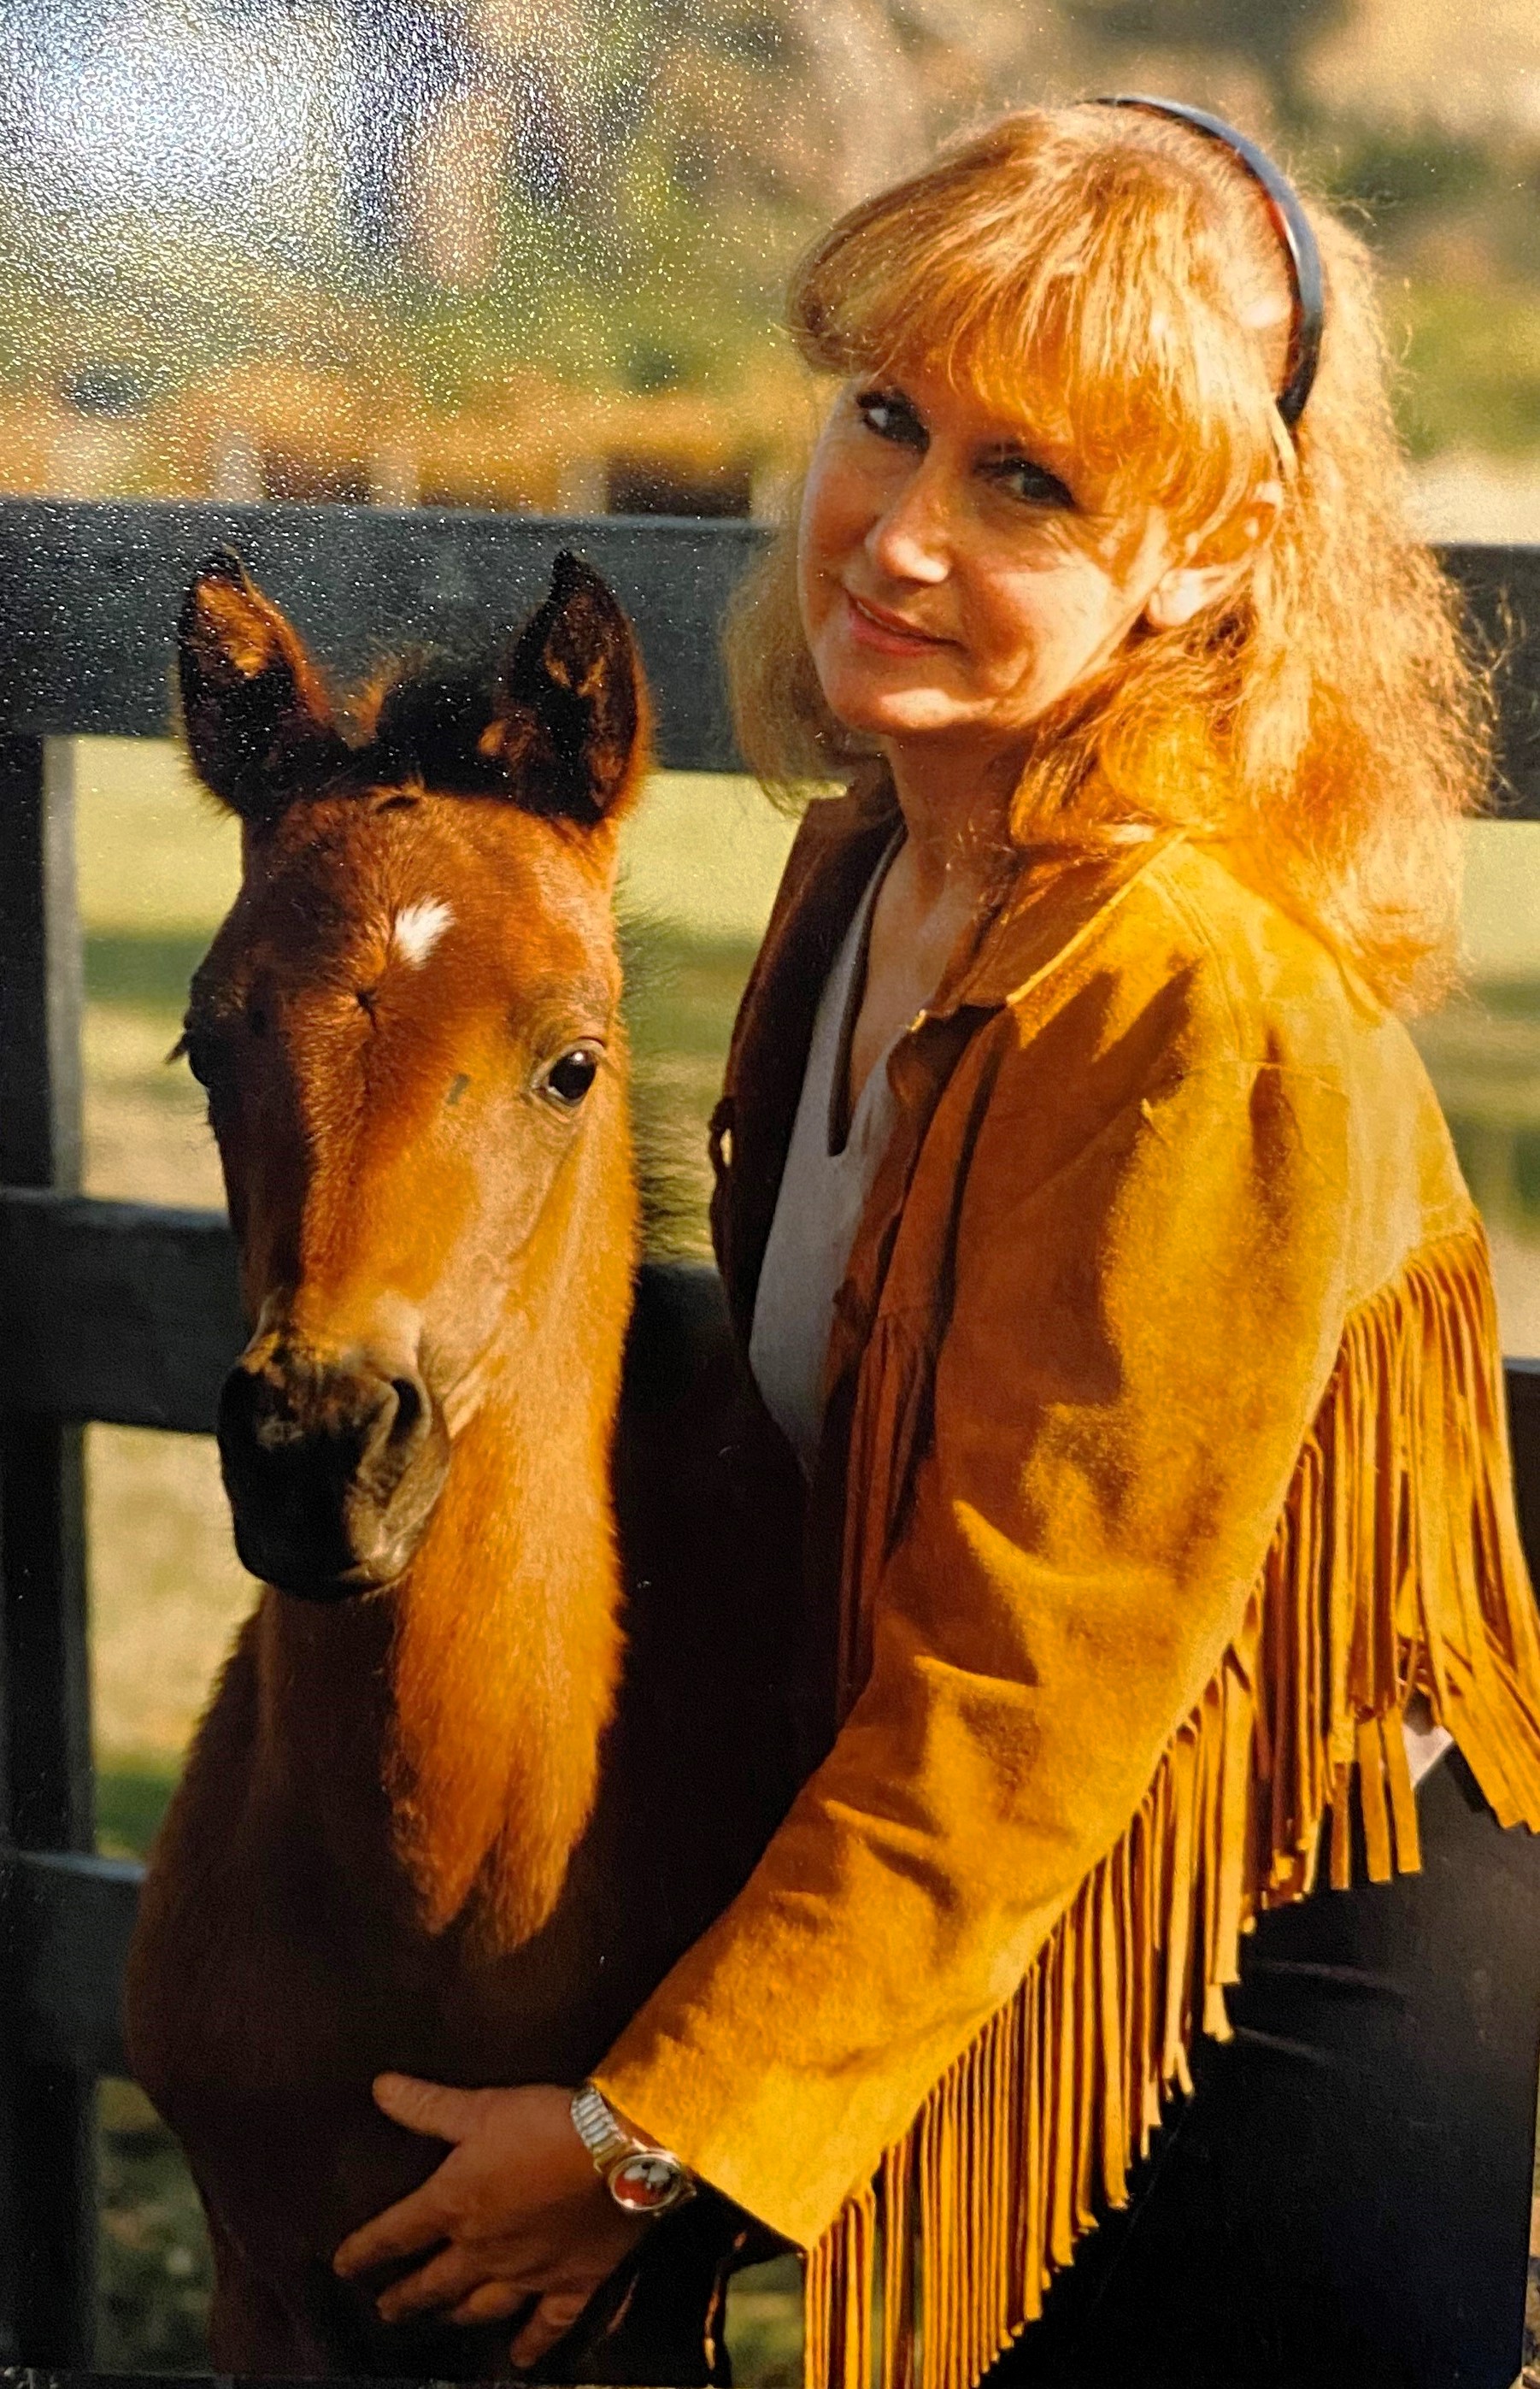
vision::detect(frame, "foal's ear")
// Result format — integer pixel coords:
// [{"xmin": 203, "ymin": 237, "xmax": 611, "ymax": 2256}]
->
[
  {"xmin": 179, "ymin": 551, "xmax": 350, "ymax": 821},
  {"xmin": 485, "ymin": 552, "xmax": 650, "ymax": 827}
]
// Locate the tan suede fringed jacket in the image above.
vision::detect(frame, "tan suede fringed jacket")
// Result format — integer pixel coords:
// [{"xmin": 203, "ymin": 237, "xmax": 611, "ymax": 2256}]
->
[{"xmin": 596, "ymin": 780, "xmax": 1540, "ymax": 2389}]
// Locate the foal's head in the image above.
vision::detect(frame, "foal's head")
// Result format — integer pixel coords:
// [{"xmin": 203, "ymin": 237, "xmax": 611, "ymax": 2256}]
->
[{"xmin": 179, "ymin": 550, "xmax": 648, "ymax": 1604}]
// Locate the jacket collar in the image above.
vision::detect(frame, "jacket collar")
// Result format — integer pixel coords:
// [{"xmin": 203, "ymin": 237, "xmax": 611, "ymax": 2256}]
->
[
  {"xmin": 714, "ymin": 774, "xmax": 1182, "ymax": 1349},
  {"xmin": 772, "ymin": 779, "xmax": 1183, "ymax": 1021}
]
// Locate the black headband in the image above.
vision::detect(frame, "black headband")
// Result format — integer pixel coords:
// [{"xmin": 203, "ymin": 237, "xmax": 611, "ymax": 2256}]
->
[{"xmin": 1093, "ymin": 94, "xmax": 1325, "ymax": 433}]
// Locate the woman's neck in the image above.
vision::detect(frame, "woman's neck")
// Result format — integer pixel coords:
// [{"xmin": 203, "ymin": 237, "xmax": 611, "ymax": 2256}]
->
[{"xmin": 884, "ymin": 736, "xmax": 1021, "ymax": 908}]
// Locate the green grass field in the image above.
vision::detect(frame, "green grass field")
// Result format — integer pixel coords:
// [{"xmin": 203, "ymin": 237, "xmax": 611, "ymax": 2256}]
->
[{"xmin": 70, "ymin": 737, "xmax": 1540, "ymax": 2377}]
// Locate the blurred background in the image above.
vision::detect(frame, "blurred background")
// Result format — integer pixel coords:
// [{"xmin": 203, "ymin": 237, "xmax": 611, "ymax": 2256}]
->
[
  {"xmin": 5, "ymin": 0, "xmax": 1536, "ymax": 2374},
  {"xmin": 3, "ymin": 0, "xmax": 1540, "ymax": 528}
]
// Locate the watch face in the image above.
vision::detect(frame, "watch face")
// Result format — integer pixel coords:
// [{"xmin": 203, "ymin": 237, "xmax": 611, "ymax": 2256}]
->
[{"xmin": 608, "ymin": 2151, "xmax": 687, "ymax": 2214}]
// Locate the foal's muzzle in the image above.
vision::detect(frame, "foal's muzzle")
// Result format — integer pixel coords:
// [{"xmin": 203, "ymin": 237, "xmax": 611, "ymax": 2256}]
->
[{"xmin": 217, "ymin": 1344, "xmax": 450, "ymax": 1600}]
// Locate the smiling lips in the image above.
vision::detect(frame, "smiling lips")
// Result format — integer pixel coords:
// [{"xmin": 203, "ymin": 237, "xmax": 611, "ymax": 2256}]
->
[{"xmin": 843, "ymin": 588, "xmax": 955, "ymax": 653}]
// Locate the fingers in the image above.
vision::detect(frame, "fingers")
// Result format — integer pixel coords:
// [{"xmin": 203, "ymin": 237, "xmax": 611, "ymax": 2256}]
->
[
  {"xmin": 333, "ymin": 2178, "xmax": 451, "ymax": 2280},
  {"xmin": 510, "ymin": 2287, "xmax": 591, "ymax": 2369},
  {"xmin": 333, "ymin": 2077, "xmax": 492, "ymax": 2278},
  {"xmin": 374, "ymin": 2244, "xmax": 485, "ymax": 2325},
  {"xmin": 371, "ymin": 2072, "xmax": 490, "ymax": 2144},
  {"xmin": 448, "ymin": 2281, "xmax": 529, "ymax": 2326}
]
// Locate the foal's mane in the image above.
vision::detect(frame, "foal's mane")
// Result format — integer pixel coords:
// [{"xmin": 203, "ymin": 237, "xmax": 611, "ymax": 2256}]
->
[{"xmin": 348, "ymin": 651, "xmax": 517, "ymax": 797}]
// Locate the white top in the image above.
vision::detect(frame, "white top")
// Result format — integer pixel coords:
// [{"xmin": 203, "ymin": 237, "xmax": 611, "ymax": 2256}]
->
[
  {"xmin": 749, "ymin": 836, "xmax": 903, "ymax": 1479},
  {"xmin": 745, "ymin": 839, "xmax": 1452, "ymax": 1787}
]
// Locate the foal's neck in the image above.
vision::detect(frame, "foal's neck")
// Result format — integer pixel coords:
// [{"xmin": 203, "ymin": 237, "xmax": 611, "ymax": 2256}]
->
[{"xmin": 388, "ymin": 1332, "xmax": 627, "ymax": 1948}]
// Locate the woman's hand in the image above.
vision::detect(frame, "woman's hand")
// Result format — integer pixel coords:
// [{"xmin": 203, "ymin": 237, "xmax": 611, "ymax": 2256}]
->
[{"xmin": 332, "ymin": 2076, "xmax": 649, "ymax": 2370}]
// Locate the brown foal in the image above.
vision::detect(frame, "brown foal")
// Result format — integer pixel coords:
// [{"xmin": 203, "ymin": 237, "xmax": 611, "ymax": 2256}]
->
[{"xmin": 125, "ymin": 552, "xmax": 795, "ymax": 2383}]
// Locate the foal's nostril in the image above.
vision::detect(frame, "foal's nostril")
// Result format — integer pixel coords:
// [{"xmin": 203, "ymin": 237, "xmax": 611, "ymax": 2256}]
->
[
  {"xmin": 218, "ymin": 1361, "xmax": 292, "ymax": 1455},
  {"xmin": 388, "ymin": 1374, "xmax": 424, "ymax": 1447},
  {"xmin": 356, "ymin": 1368, "xmax": 433, "ymax": 1491}
]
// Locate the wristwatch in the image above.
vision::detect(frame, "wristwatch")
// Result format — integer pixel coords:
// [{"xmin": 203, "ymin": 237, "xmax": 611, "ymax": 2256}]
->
[{"xmin": 570, "ymin": 2081, "xmax": 697, "ymax": 2216}]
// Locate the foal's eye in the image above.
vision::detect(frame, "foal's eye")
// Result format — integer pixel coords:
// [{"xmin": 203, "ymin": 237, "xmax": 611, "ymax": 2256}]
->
[
  {"xmin": 538, "ymin": 1043, "xmax": 603, "ymax": 1109},
  {"xmin": 178, "ymin": 1031, "xmax": 223, "ymax": 1089}
]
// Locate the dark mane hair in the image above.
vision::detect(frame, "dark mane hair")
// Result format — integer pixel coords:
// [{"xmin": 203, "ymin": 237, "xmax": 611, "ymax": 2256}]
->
[{"xmin": 353, "ymin": 652, "xmax": 512, "ymax": 795}]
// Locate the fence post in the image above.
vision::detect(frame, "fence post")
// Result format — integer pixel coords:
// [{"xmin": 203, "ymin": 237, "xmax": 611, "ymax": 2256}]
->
[{"xmin": 0, "ymin": 733, "xmax": 97, "ymax": 2366}]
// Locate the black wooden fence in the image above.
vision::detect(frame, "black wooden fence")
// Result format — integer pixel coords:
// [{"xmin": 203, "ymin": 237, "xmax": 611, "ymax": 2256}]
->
[{"xmin": 0, "ymin": 499, "xmax": 1538, "ymax": 2373}]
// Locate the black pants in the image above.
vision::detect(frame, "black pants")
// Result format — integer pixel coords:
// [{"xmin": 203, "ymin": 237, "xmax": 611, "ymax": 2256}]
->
[{"xmin": 985, "ymin": 1755, "xmax": 1540, "ymax": 2389}]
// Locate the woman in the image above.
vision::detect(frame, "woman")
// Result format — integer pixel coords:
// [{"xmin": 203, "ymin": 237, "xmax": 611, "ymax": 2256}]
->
[{"xmin": 334, "ymin": 100, "xmax": 1540, "ymax": 2388}]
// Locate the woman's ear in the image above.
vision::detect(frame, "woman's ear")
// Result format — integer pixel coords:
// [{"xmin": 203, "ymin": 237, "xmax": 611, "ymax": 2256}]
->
[{"xmin": 1143, "ymin": 482, "xmax": 1283, "ymax": 632}]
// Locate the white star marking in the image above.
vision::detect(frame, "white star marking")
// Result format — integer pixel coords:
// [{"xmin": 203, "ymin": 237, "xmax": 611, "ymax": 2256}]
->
[{"xmin": 391, "ymin": 899, "xmax": 454, "ymax": 967}]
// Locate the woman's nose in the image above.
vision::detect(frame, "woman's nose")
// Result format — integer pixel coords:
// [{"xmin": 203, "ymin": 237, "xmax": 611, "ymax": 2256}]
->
[{"xmin": 865, "ymin": 462, "xmax": 954, "ymax": 585}]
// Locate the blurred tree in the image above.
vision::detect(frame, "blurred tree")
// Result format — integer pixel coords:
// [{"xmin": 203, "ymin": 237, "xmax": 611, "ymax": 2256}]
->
[
  {"xmin": 0, "ymin": 0, "xmax": 1531, "ymax": 483},
  {"xmin": 1063, "ymin": 0, "xmax": 1350, "ymax": 121},
  {"xmin": 1324, "ymin": 123, "xmax": 1494, "ymax": 228},
  {"xmin": 332, "ymin": 0, "xmax": 479, "ymax": 256}
]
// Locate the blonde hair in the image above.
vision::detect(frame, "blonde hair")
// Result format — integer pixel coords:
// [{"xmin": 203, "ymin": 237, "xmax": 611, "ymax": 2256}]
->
[{"xmin": 727, "ymin": 103, "xmax": 1492, "ymax": 1012}]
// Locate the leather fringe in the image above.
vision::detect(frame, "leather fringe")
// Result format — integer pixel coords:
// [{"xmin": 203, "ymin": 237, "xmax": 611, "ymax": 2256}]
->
[{"xmin": 802, "ymin": 1221, "xmax": 1540, "ymax": 2389}]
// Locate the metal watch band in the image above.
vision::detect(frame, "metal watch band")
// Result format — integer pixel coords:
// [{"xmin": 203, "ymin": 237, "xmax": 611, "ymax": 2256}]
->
[{"xmin": 571, "ymin": 2080, "xmax": 635, "ymax": 2173}]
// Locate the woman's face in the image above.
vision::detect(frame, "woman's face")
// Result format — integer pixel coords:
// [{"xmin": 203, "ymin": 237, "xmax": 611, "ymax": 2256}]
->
[{"xmin": 797, "ymin": 364, "xmax": 1174, "ymax": 772}]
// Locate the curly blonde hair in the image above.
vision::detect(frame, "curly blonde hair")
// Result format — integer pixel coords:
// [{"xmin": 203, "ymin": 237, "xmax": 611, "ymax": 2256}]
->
[{"xmin": 726, "ymin": 103, "xmax": 1491, "ymax": 1012}]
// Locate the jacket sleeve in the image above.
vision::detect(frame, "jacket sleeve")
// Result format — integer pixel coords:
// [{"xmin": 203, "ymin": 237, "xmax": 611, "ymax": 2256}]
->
[{"xmin": 593, "ymin": 1025, "xmax": 1353, "ymax": 2250}]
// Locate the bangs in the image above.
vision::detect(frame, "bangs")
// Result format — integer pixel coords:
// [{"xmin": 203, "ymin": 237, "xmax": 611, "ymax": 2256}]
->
[{"xmin": 788, "ymin": 112, "xmax": 1287, "ymax": 528}]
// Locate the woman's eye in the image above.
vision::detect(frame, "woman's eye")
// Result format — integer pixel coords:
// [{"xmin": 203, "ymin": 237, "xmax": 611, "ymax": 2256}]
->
[
  {"xmin": 539, "ymin": 1044, "xmax": 602, "ymax": 1109},
  {"xmin": 855, "ymin": 388, "xmax": 925, "ymax": 448},
  {"xmin": 990, "ymin": 456, "xmax": 1076, "ymax": 510}
]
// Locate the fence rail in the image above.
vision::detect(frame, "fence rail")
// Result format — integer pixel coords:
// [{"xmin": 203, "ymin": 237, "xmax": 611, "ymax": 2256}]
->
[
  {"xmin": 1, "ymin": 498, "xmax": 1539, "ymax": 2371},
  {"xmin": 0, "ymin": 501, "xmax": 766, "ymax": 766}
]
